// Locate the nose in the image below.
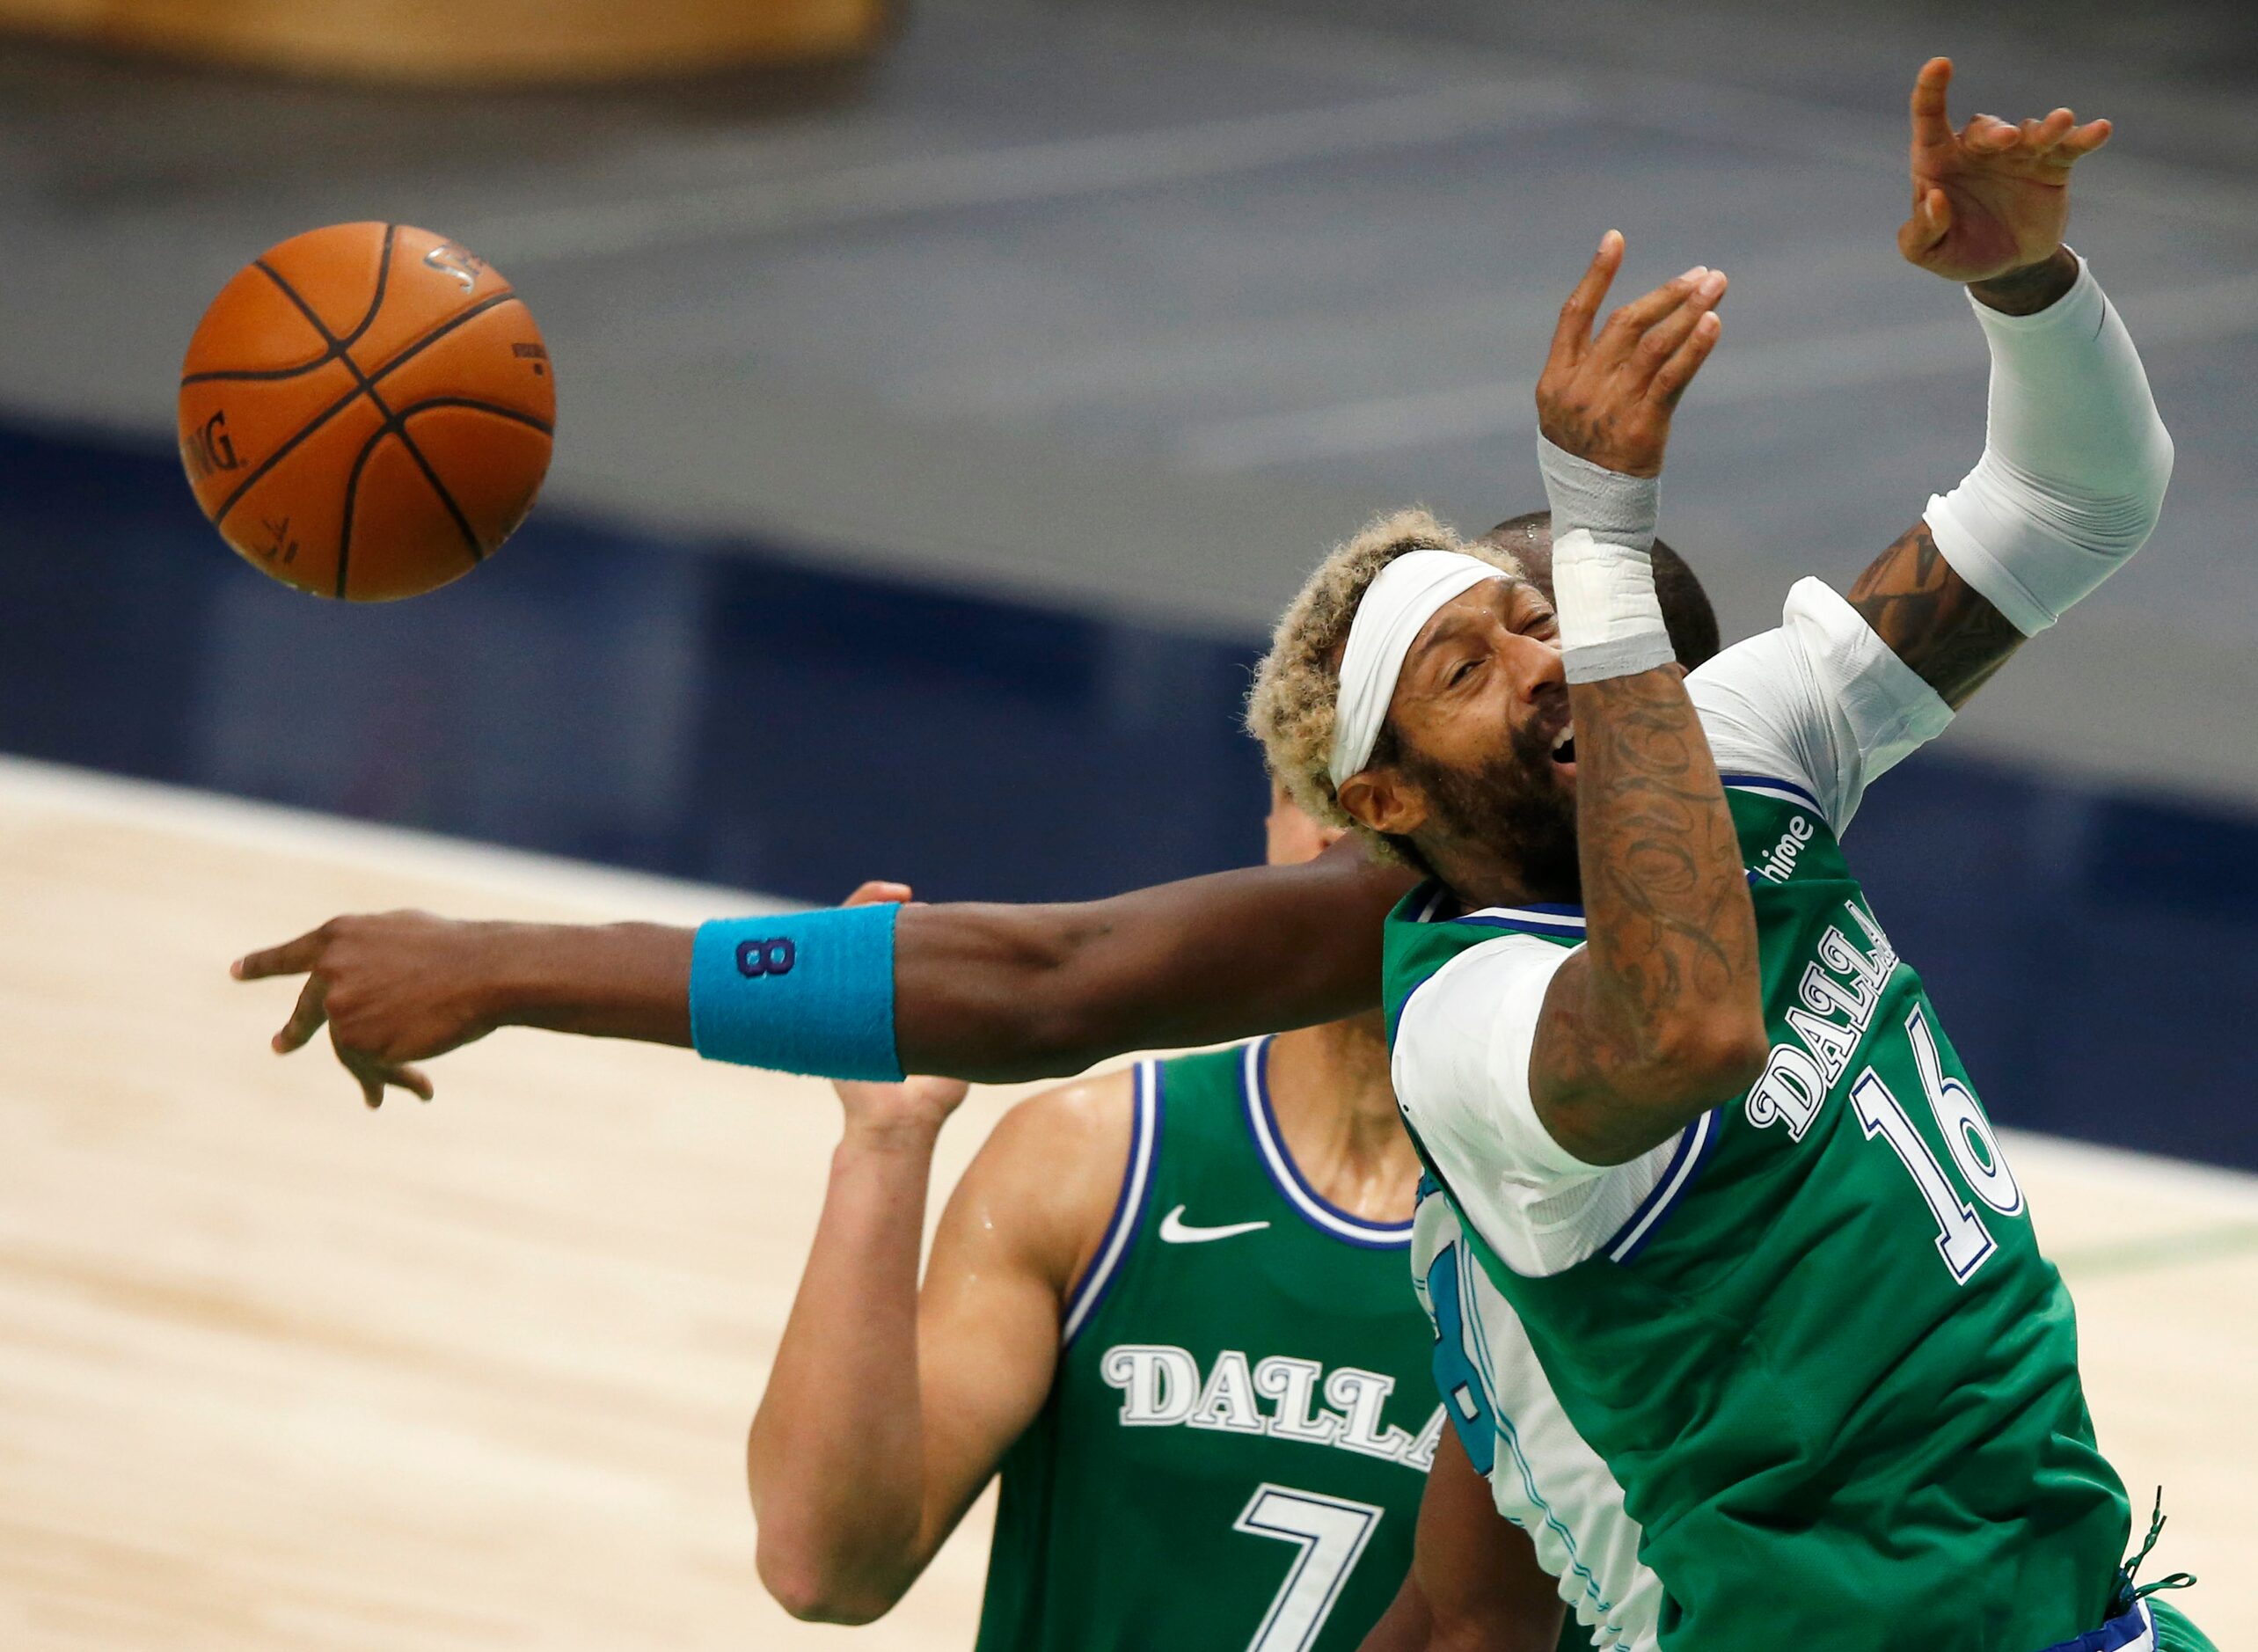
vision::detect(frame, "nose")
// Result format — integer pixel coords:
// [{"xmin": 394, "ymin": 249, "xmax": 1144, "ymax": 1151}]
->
[{"xmin": 1498, "ymin": 625, "xmax": 1567, "ymax": 707}]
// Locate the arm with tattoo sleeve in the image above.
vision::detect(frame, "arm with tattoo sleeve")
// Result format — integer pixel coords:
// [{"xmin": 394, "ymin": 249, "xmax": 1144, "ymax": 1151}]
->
[
  {"xmin": 1852, "ymin": 61, "xmax": 2170, "ymax": 707},
  {"xmin": 1521, "ymin": 236, "xmax": 1768, "ymax": 1166}
]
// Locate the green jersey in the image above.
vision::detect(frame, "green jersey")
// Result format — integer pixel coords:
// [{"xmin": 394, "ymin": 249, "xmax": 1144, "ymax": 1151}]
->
[
  {"xmin": 974, "ymin": 1041, "xmax": 1443, "ymax": 1652},
  {"xmin": 1388, "ymin": 776, "xmax": 2130, "ymax": 1651}
]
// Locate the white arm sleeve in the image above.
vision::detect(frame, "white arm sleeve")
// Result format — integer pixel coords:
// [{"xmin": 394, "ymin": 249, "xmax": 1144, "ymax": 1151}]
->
[
  {"xmin": 1688, "ymin": 577, "xmax": 1953, "ymax": 835},
  {"xmin": 1392, "ymin": 935, "xmax": 1685, "ymax": 1276},
  {"xmin": 1925, "ymin": 256, "xmax": 2174, "ymax": 636}
]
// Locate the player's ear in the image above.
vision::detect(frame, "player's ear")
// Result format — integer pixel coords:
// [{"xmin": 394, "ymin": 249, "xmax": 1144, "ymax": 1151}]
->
[{"xmin": 1337, "ymin": 764, "xmax": 1429, "ymax": 839}]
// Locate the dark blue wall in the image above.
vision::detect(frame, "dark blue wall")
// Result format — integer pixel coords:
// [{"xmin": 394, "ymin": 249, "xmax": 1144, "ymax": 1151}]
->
[{"xmin": 5, "ymin": 420, "xmax": 2253, "ymax": 1169}]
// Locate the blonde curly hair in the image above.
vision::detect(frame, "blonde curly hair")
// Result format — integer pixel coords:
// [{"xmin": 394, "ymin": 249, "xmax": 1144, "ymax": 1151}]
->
[{"xmin": 1246, "ymin": 507, "xmax": 1523, "ymax": 860}]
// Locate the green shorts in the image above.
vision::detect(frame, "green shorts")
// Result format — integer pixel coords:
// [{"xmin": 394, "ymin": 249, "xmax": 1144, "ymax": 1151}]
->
[{"xmin": 2150, "ymin": 1597, "xmax": 2215, "ymax": 1652}]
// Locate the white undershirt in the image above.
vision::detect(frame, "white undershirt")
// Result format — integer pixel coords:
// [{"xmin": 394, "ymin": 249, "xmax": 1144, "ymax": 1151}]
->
[{"xmin": 1392, "ymin": 580, "xmax": 1952, "ymax": 1277}]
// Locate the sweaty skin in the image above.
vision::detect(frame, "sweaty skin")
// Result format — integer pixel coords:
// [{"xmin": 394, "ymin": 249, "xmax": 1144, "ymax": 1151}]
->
[{"xmin": 744, "ymin": 797, "xmax": 1476, "ymax": 1633}]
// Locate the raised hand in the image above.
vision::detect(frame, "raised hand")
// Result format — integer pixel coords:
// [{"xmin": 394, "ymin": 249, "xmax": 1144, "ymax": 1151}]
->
[
  {"xmin": 1536, "ymin": 232, "xmax": 1728, "ymax": 479},
  {"xmin": 1897, "ymin": 56, "xmax": 2110, "ymax": 287},
  {"xmin": 831, "ymin": 881, "xmax": 971, "ymax": 1137}
]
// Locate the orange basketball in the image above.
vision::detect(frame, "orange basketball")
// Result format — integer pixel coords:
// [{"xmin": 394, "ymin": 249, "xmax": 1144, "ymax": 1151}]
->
[{"xmin": 177, "ymin": 222, "xmax": 555, "ymax": 602}]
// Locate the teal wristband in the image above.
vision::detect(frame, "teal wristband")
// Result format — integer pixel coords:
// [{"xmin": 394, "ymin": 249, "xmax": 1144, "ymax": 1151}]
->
[{"xmin": 689, "ymin": 903, "xmax": 904, "ymax": 1081}]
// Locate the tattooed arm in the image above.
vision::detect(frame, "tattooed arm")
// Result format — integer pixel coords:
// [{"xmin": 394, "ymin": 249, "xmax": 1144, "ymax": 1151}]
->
[
  {"xmin": 1843, "ymin": 254, "xmax": 2074, "ymax": 710},
  {"xmin": 1521, "ymin": 234, "xmax": 1767, "ymax": 1167},
  {"xmin": 1529, "ymin": 668, "xmax": 1768, "ymax": 1164},
  {"xmin": 1854, "ymin": 62, "xmax": 2167, "ymax": 708},
  {"xmin": 1845, "ymin": 518, "xmax": 2026, "ymax": 710}
]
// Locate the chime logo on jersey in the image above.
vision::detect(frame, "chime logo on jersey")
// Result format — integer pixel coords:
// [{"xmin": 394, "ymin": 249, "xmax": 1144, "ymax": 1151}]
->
[{"xmin": 1100, "ymin": 1344, "xmax": 1445, "ymax": 1472}]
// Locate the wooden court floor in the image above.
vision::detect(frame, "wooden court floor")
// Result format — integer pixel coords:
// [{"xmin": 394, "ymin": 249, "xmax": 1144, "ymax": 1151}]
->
[{"xmin": 2, "ymin": 757, "xmax": 2249, "ymax": 1649}]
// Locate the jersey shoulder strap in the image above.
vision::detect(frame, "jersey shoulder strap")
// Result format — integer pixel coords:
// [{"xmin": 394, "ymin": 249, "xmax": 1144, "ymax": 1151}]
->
[{"xmin": 1059, "ymin": 1056, "xmax": 1165, "ymax": 1344}]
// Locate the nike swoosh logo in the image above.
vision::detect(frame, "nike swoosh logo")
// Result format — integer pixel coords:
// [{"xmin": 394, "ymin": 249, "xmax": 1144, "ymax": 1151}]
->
[{"xmin": 1158, "ymin": 1204, "xmax": 1271, "ymax": 1244}]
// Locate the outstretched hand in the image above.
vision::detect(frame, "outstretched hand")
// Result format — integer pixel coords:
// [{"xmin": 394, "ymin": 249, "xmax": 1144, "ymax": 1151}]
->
[
  {"xmin": 233, "ymin": 910, "xmax": 501, "ymax": 1107},
  {"xmin": 1897, "ymin": 56, "xmax": 2110, "ymax": 286},
  {"xmin": 1536, "ymin": 232, "xmax": 1728, "ymax": 479}
]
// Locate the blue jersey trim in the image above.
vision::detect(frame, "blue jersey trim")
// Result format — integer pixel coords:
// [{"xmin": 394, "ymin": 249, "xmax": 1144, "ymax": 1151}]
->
[
  {"xmin": 2035, "ymin": 1600, "xmax": 2155, "ymax": 1652},
  {"xmin": 1452, "ymin": 914, "xmax": 1588, "ymax": 943},
  {"xmin": 1061, "ymin": 1059, "xmax": 1165, "ymax": 1343},
  {"xmin": 1242, "ymin": 1037, "xmax": 1414, "ymax": 1250},
  {"xmin": 1603, "ymin": 1109, "xmax": 1721, "ymax": 1265},
  {"xmin": 1720, "ymin": 771, "xmax": 1823, "ymax": 812}
]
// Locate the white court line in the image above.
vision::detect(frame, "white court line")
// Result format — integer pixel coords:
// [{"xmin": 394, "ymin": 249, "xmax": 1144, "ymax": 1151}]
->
[
  {"xmin": 0, "ymin": 755, "xmax": 779, "ymax": 926},
  {"xmin": 476, "ymin": 82, "xmax": 1587, "ymax": 264},
  {"xmin": 1181, "ymin": 270, "xmax": 2258, "ymax": 471}
]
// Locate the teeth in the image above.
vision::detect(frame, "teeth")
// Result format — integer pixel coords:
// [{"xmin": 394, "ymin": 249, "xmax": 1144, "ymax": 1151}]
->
[{"xmin": 1552, "ymin": 725, "xmax": 1575, "ymax": 755}]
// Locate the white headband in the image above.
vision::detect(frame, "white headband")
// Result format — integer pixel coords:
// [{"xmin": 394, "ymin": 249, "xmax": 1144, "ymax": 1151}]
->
[{"xmin": 1327, "ymin": 550, "xmax": 1507, "ymax": 787}]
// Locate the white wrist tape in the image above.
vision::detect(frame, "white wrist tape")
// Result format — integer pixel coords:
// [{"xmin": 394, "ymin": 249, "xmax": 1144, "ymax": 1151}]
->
[
  {"xmin": 1538, "ymin": 436, "xmax": 1673, "ymax": 683},
  {"xmin": 1925, "ymin": 254, "xmax": 2174, "ymax": 637}
]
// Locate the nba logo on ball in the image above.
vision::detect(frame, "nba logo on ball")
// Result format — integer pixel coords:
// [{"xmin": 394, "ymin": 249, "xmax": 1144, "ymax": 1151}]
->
[{"xmin": 176, "ymin": 222, "xmax": 556, "ymax": 602}]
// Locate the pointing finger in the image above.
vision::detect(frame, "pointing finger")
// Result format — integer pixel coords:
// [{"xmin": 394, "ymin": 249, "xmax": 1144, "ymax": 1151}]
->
[
  {"xmin": 1547, "ymin": 230, "xmax": 1625, "ymax": 370},
  {"xmin": 233, "ymin": 927, "xmax": 325, "ymax": 981},
  {"xmin": 274, "ymin": 975, "xmax": 331, "ymax": 1054},
  {"xmin": 1909, "ymin": 57, "xmax": 1954, "ymax": 150},
  {"xmin": 2060, "ymin": 118, "xmax": 2111, "ymax": 158}
]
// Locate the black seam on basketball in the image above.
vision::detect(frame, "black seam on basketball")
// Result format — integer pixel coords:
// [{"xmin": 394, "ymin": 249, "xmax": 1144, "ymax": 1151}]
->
[
  {"xmin": 391, "ymin": 397, "xmax": 555, "ymax": 437},
  {"xmin": 386, "ymin": 419, "xmax": 486, "ymax": 563},
  {"xmin": 211, "ymin": 382, "xmax": 363, "ymax": 529},
  {"xmin": 367, "ymin": 292, "xmax": 520, "ymax": 384},
  {"xmin": 183, "ymin": 228, "xmax": 403, "ymax": 386},
  {"xmin": 184, "ymin": 259, "xmax": 348, "ymax": 387},
  {"xmin": 180, "ymin": 361, "xmax": 342, "ymax": 387},
  {"xmin": 256, "ymin": 259, "xmax": 346, "ymax": 347},
  {"xmin": 341, "ymin": 224, "xmax": 399, "ymax": 350},
  {"xmin": 210, "ymin": 289, "xmax": 525, "ymax": 530},
  {"xmin": 335, "ymin": 422, "xmax": 392, "ymax": 599},
  {"xmin": 316, "ymin": 309, "xmax": 485, "ymax": 567},
  {"xmin": 212, "ymin": 266, "xmax": 368, "ymax": 528}
]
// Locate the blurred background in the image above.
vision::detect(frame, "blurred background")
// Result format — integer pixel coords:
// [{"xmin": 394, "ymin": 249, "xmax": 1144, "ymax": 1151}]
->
[
  {"xmin": 13, "ymin": 0, "xmax": 2257, "ymax": 1173},
  {"xmin": 3, "ymin": 3, "xmax": 2256, "ymax": 1648},
  {"xmin": 4, "ymin": 4, "xmax": 2257, "ymax": 1218}
]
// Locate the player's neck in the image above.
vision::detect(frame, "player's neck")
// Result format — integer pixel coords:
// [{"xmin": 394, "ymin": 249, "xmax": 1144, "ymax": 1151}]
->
[
  {"xmin": 1413, "ymin": 831, "xmax": 1565, "ymax": 913},
  {"xmin": 1264, "ymin": 1017, "xmax": 1417, "ymax": 1225}
]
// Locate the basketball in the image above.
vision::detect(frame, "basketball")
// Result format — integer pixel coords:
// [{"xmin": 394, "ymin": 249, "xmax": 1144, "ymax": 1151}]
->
[{"xmin": 176, "ymin": 222, "xmax": 555, "ymax": 602}]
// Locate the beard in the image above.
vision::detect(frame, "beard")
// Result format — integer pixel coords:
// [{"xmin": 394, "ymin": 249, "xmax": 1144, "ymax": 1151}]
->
[{"xmin": 1398, "ymin": 718, "xmax": 1582, "ymax": 904}]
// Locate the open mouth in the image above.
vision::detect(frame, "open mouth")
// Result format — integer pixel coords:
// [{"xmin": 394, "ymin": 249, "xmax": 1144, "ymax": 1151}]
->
[{"xmin": 1551, "ymin": 723, "xmax": 1576, "ymax": 771}]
